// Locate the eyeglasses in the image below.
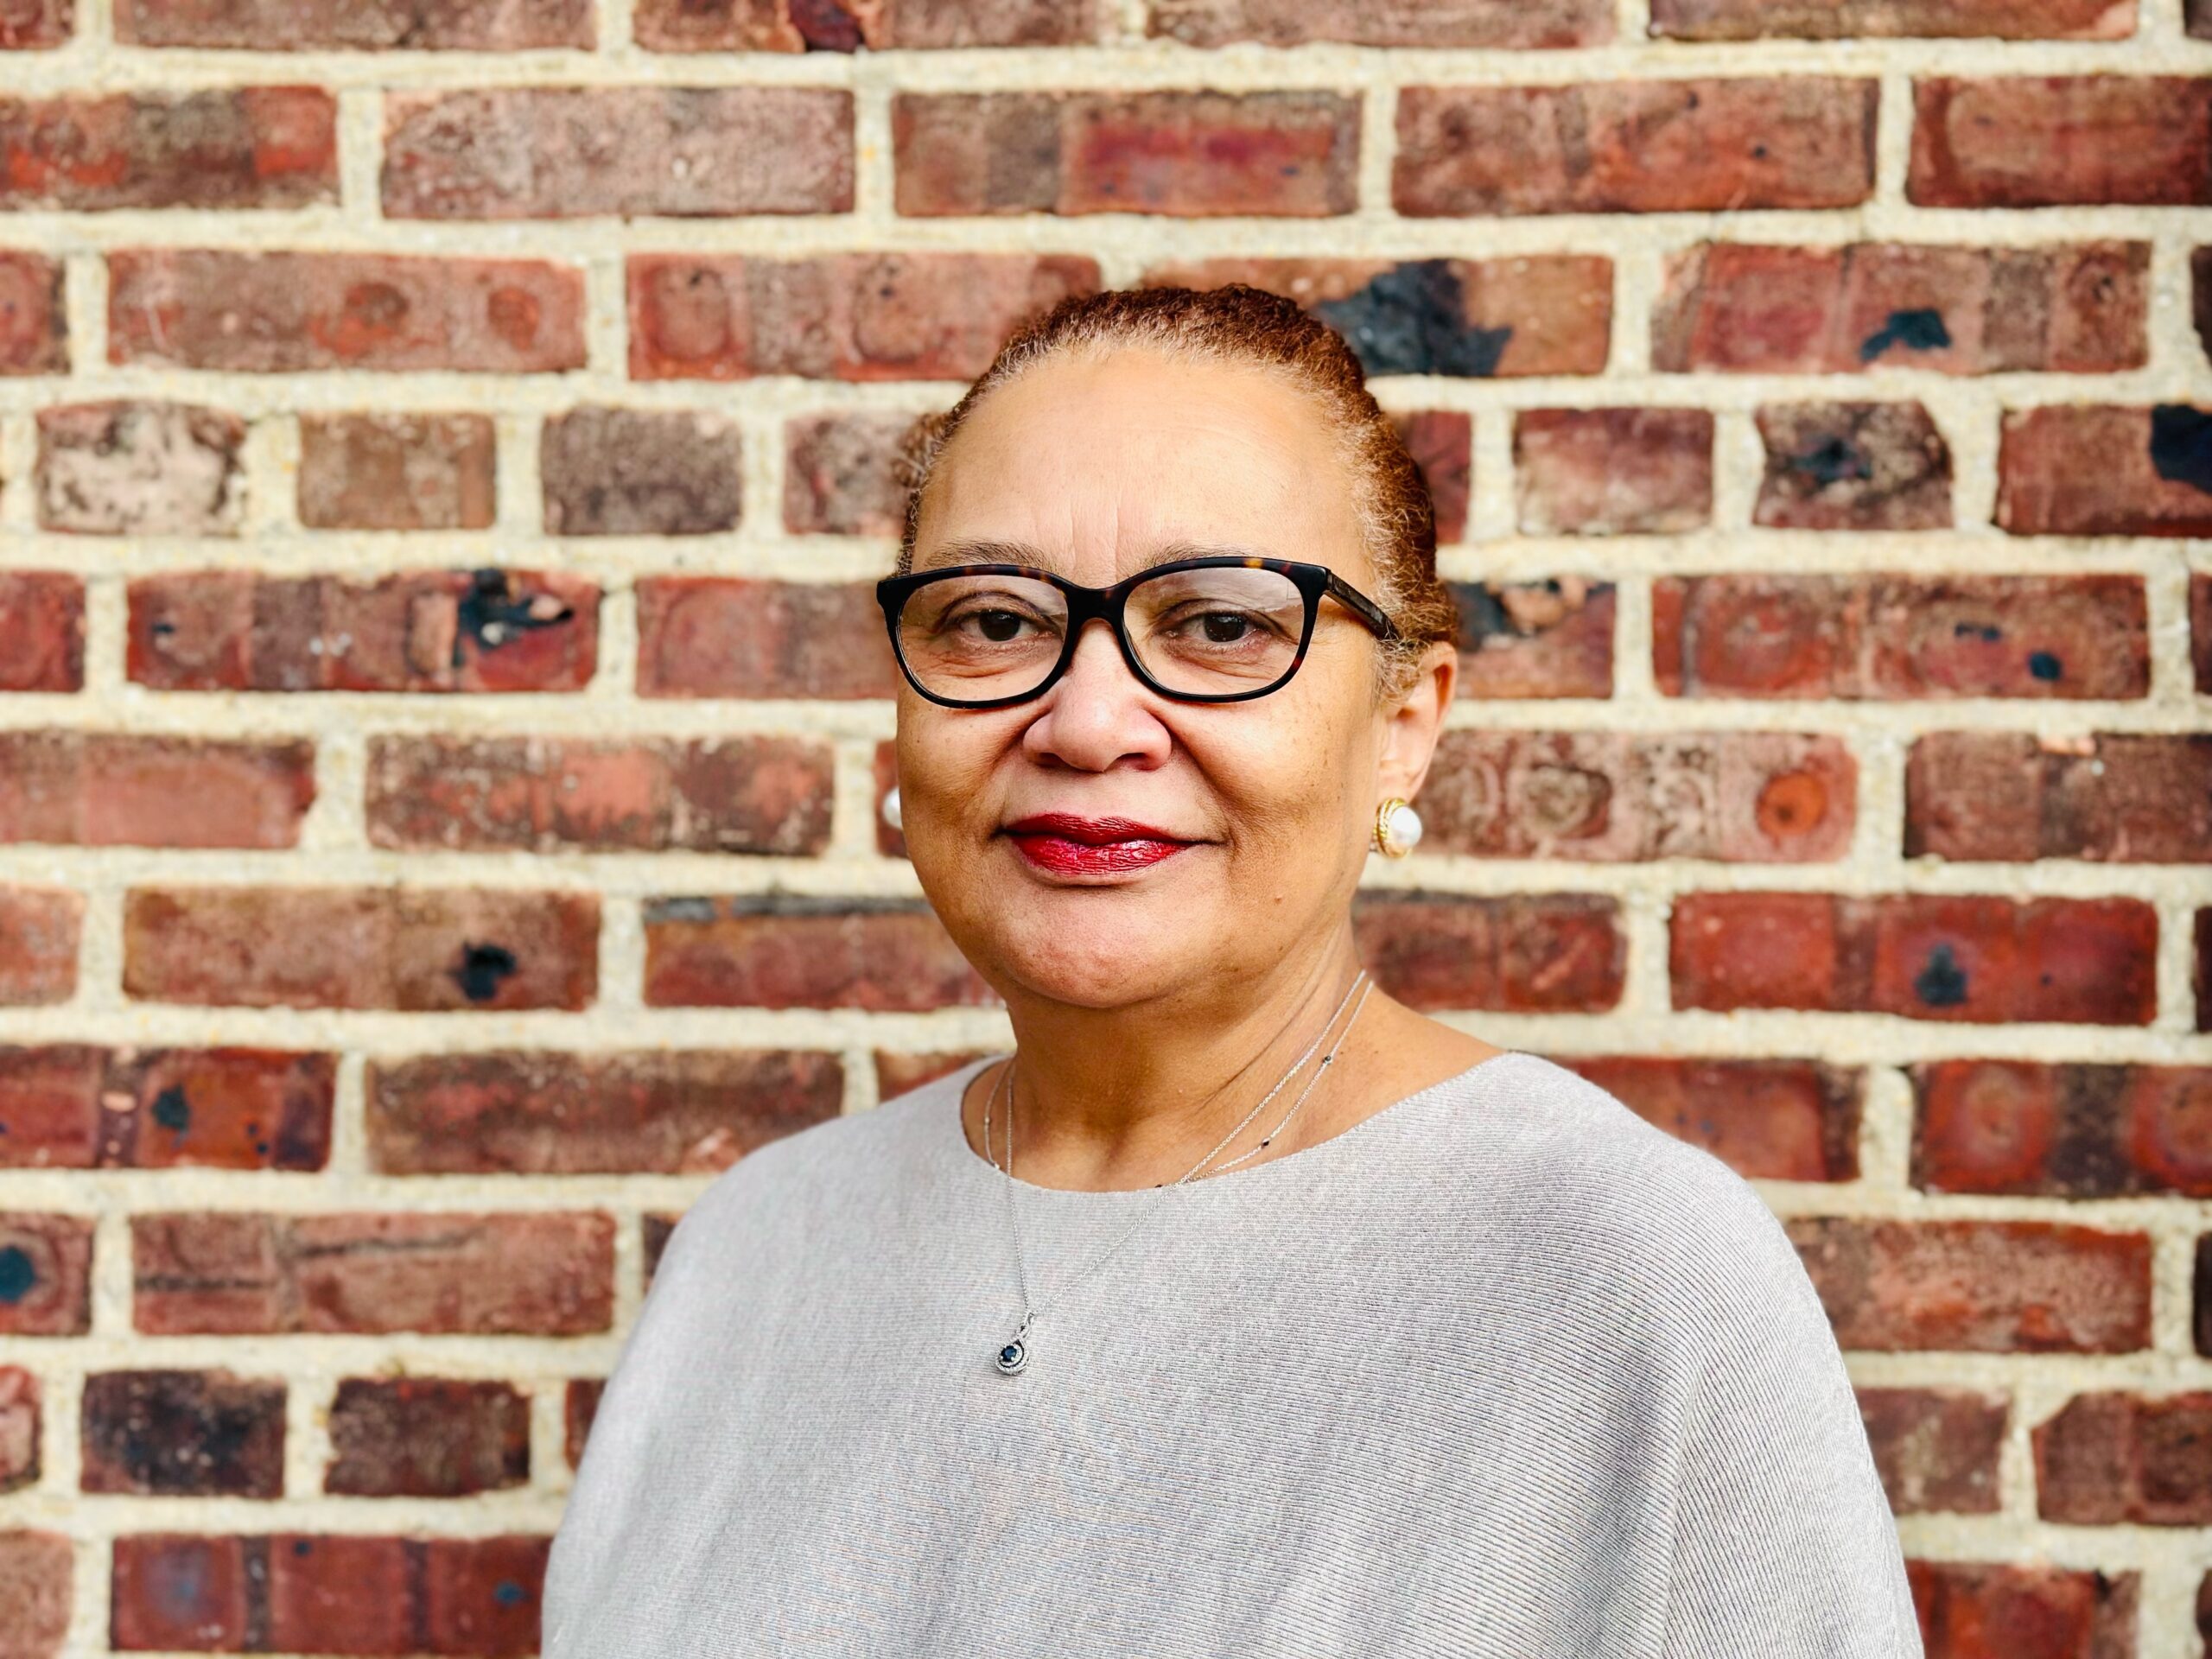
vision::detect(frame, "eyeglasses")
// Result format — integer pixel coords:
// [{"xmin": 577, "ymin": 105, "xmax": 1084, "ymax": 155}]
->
[{"xmin": 875, "ymin": 556, "xmax": 1400, "ymax": 709}]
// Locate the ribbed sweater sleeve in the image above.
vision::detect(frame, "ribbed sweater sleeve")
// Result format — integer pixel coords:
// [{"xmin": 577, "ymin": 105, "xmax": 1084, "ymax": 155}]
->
[{"xmin": 1659, "ymin": 1180, "xmax": 1923, "ymax": 1656}]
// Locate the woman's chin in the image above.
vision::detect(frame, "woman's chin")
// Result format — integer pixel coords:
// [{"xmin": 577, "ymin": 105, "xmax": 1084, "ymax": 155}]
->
[{"xmin": 971, "ymin": 897, "xmax": 1215, "ymax": 1011}]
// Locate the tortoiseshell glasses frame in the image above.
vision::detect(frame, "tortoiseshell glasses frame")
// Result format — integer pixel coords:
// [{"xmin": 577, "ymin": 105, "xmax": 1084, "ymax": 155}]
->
[{"xmin": 874, "ymin": 555, "xmax": 1402, "ymax": 710}]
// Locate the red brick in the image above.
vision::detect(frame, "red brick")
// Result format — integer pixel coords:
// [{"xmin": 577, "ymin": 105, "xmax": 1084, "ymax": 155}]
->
[
  {"xmin": 384, "ymin": 87, "xmax": 853, "ymax": 219},
  {"xmin": 636, "ymin": 578, "xmax": 895, "ymax": 700},
  {"xmin": 895, "ymin": 91, "xmax": 1359, "ymax": 218},
  {"xmin": 630, "ymin": 252, "xmax": 1098, "ymax": 382},
  {"xmin": 2195, "ymin": 572, "xmax": 2212, "ymax": 695},
  {"xmin": 1554, "ymin": 1056, "xmax": 1861, "ymax": 1182},
  {"xmin": 0, "ymin": 1213, "xmax": 92, "ymax": 1336},
  {"xmin": 299, "ymin": 415, "xmax": 494, "ymax": 532},
  {"xmin": 645, "ymin": 897, "xmax": 995, "ymax": 1011},
  {"xmin": 264, "ymin": 1535, "xmax": 413, "ymax": 1654},
  {"xmin": 1390, "ymin": 410, "xmax": 1470, "ymax": 543},
  {"xmin": 1424, "ymin": 730, "xmax": 1853, "ymax": 862},
  {"xmin": 786, "ymin": 411, "xmax": 920, "ymax": 537},
  {"xmin": 1145, "ymin": 256, "xmax": 1613, "ymax": 379},
  {"xmin": 1654, "ymin": 241, "xmax": 2149, "ymax": 375},
  {"xmin": 1914, "ymin": 1060, "xmax": 2212, "ymax": 1198},
  {"xmin": 2036, "ymin": 1392, "xmax": 2212, "ymax": 1524},
  {"xmin": 0, "ymin": 1531, "xmax": 70, "ymax": 1659},
  {"xmin": 0, "ymin": 889, "xmax": 79, "ymax": 1007},
  {"xmin": 326, "ymin": 1378, "xmax": 528, "ymax": 1498},
  {"xmin": 1909, "ymin": 1561, "xmax": 2139, "ymax": 1656},
  {"xmin": 118, "ymin": 0, "xmax": 593, "ymax": 48},
  {"xmin": 0, "ymin": 1046, "xmax": 333, "ymax": 1171},
  {"xmin": 638, "ymin": 0, "xmax": 1099, "ymax": 48},
  {"xmin": 1515, "ymin": 410, "xmax": 1712, "ymax": 535},
  {"xmin": 1656, "ymin": 0, "xmax": 2132, "ymax": 34},
  {"xmin": 563, "ymin": 1379, "xmax": 600, "ymax": 1469},
  {"xmin": 110, "ymin": 1534, "xmax": 248, "ymax": 1650},
  {"xmin": 1997, "ymin": 405, "xmax": 2212, "ymax": 538},
  {"xmin": 1351, "ymin": 893, "xmax": 1624, "ymax": 1013},
  {"xmin": 0, "ymin": 733, "xmax": 314, "ymax": 849},
  {"xmin": 542, "ymin": 407, "xmax": 741, "ymax": 536},
  {"xmin": 419, "ymin": 1534, "xmax": 547, "ymax": 1655},
  {"xmin": 133, "ymin": 1211, "xmax": 613, "ymax": 1336},
  {"xmin": 365, "ymin": 1048, "xmax": 843, "ymax": 1173},
  {"xmin": 1654, "ymin": 573, "xmax": 2147, "ymax": 701},
  {"xmin": 1755, "ymin": 402, "xmax": 1952, "ymax": 531},
  {"xmin": 1792, "ymin": 1217, "xmax": 2150, "ymax": 1352},
  {"xmin": 0, "ymin": 574, "xmax": 84, "ymax": 693},
  {"xmin": 1669, "ymin": 892, "xmax": 2158, "ymax": 1025},
  {"xmin": 1911, "ymin": 78, "xmax": 2212, "ymax": 207},
  {"xmin": 1857, "ymin": 1389, "xmax": 2005, "ymax": 1516},
  {"xmin": 0, "ymin": 89, "xmax": 334, "ymax": 211},
  {"xmin": 80, "ymin": 1370, "xmax": 284, "ymax": 1498},
  {"xmin": 0, "ymin": 1049, "xmax": 103, "ymax": 1171},
  {"xmin": 1395, "ymin": 79, "xmax": 1876, "ymax": 216},
  {"xmin": 367, "ymin": 735, "xmax": 834, "ymax": 855},
  {"xmin": 130, "ymin": 569, "xmax": 598, "ymax": 695},
  {"xmin": 37, "ymin": 402, "xmax": 245, "ymax": 537},
  {"xmin": 123, "ymin": 887, "xmax": 599, "ymax": 1013},
  {"xmin": 109, "ymin": 250, "xmax": 586, "ymax": 373},
  {"xmin": 0, "ymin": 1368, "xmax": 36, "ymax": 1492},
  {"xmin": 1151, "ymin": 0, "xmax": 1609, "ymax": 46},
  {"xmin": 1448, "ymin": 579, "xmax": 1614, "ymax": 700},
  {"xmin": 113, "ymin": 1533, "xmax": 549, "ymax": 1655},
  {"xmin": 0, "ymin": 251, "xmax": 65, "ymax": 374},
  {"xmin": 1907, "ymin": 733, "xmax": 2212, "ymax": 863},
  {"xmin": 874, "ymin": 1049, "xmax": 988, "ymax": 1102},
  {"xmin": 0, "ymin": 0, "xmax": 69, "ymax": 47}
]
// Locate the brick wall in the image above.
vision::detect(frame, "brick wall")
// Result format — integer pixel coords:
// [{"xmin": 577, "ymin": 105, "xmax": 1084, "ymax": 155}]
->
[{"xmin": 1, "ymin": 1, "xmax": 2209, "ymax": 1652}]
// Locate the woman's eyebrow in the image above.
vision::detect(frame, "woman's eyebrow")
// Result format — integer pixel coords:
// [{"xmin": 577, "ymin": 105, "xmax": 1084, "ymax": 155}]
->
[{"xmin": 915, "ymin": 537, "xmax": 1281, "ymax": 573}]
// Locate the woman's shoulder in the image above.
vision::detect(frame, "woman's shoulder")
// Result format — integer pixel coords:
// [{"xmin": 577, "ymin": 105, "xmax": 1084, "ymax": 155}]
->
[{"xmin": 1439, "ymin": 1051, "xmax": 1819, "ymax": 1313}]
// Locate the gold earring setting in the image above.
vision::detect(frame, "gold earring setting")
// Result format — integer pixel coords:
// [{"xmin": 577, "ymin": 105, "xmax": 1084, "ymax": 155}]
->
[{"xmin": 1373, "ymin": 797, "xmax": 1421, "ymax": 858}]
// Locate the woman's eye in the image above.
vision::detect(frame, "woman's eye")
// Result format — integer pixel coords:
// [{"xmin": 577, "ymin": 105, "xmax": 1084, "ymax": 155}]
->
[
  {"xmin": 948, "ymin": 607, "xmax": 1039, "ymax": 641},
  {"xmin": 1163, "ymin": 608, "xmax": 1273, "ymax": 645}
]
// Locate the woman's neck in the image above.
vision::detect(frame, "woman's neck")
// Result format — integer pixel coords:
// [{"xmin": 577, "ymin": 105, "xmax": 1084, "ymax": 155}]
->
[{"xmin": 961, "ymin": 936, "xmax": 1500, "ymax": 1192}]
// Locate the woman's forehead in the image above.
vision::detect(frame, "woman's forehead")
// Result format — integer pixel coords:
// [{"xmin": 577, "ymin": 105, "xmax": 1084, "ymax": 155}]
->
[{"xmin": 914, "ymin": 347, "xmax": 1368, "ymax": 582}]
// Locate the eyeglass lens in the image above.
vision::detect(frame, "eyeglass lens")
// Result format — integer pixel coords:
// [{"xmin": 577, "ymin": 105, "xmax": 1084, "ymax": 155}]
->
[{"xmin": 894, "ymin": 566, "xmax": 1308, "ymax": 702}]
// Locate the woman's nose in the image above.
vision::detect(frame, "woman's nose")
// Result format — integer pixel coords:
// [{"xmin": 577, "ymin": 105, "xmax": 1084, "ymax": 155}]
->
[{"xmin": 1022, "ymin": 619, "xmax": 1173, "ymax": 770}]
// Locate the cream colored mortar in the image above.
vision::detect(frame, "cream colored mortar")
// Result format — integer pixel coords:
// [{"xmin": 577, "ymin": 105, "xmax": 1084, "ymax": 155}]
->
[{"xmin": 0, "ymin": 3, "xmax": 2210, "ymax": 1653}]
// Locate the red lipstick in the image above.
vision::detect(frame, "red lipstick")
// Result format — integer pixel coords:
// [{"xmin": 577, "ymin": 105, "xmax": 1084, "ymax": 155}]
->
[{"xmin": 1001, "ymin": 813, "xmax": 1196, "ymax": 877}]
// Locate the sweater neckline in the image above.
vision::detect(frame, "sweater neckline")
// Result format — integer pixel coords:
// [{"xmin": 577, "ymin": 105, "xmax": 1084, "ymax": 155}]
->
[{"xmin": 931, "ymin": 1047, "xmax": 1534, "ymax": 1207}]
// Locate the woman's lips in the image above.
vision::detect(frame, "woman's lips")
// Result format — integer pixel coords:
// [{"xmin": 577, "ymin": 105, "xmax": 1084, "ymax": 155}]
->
[{"xmin": 1001, "ymin": 815, "xmax": 1197, "ymax": 876}]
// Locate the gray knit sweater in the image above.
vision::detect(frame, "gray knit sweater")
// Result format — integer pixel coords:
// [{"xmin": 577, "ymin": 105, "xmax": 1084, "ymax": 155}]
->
[{"xmin": 542, "ymin": 1050, "xmax": 1923, "ymax": 1656}]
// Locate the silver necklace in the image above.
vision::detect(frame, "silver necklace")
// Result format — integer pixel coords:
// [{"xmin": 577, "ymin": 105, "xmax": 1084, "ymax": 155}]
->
[{"xmin": 983, "ymin": 969, "xmax": 1372, "ymax": 1376}]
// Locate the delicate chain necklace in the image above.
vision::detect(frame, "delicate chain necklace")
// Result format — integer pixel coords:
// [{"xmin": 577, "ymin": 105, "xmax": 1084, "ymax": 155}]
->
[{"xmin": 982, "ymin": 969, "xmax": 1374, "ymax": 1376}]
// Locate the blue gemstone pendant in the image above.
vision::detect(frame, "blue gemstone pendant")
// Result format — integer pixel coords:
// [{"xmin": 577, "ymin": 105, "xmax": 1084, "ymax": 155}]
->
[{"xmin": 995, "ymin": 1312, "xmax": 1033, "ymax": 1375}]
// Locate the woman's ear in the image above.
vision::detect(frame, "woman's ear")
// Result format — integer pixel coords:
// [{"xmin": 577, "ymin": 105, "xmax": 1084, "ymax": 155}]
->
[{"xmin": 1376, "ymin": 639, "xmax": 1459, "ymax": 802}]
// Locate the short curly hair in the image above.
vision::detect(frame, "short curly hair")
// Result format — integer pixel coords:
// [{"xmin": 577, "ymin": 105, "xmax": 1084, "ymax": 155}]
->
[{"xmin": 892, "ymin": 283, "xmax": 1459, "ymax": 701}]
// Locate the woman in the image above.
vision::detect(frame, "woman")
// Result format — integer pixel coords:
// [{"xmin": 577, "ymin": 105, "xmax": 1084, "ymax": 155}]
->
[{"xmin": 542, "ymin": 286, "xmax": 1921, "ymax": 1657}]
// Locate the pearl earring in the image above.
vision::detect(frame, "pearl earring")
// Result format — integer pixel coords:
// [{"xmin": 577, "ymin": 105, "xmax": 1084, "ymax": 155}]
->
[
  {"xmin": 880, "ymin": 786, "xmax": 902, "ymax": 831},
  {"xmin": 1373, "ymin": 797, "xmax": 1421, "ymax": 858}
]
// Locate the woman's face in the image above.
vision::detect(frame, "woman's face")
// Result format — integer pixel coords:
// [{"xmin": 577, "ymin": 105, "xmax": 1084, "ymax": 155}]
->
[{"xmin": 895, "ymin": 345, "xmax": 1454, "ymax": 1012}]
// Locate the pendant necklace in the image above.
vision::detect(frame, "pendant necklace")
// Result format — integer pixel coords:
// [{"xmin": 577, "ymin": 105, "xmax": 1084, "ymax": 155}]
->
[{"xmin": 983, "ymin": 969, "xmax": 1376, "ymax": 1376}]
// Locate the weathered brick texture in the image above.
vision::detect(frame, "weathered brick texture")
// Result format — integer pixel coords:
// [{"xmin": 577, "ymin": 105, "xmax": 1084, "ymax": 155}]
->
[
  {"xmin": 1394, "ymin": 80, "xmax": 1878, "ymax": 216},
  {"xmin": 1, "ymin": 6, "xmax": 2203, "ymax": 1653},
  {"xmin": 129, "ymin": 569, "xmax": 599, "ymax": 695}
]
